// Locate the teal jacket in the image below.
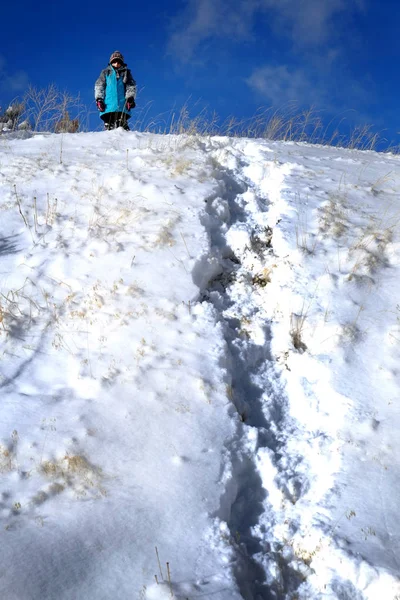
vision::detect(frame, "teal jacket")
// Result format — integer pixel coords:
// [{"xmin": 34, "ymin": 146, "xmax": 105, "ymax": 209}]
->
[{"xmin": 95, "ymin": 64, "xmax": 136, "ymax": 117}]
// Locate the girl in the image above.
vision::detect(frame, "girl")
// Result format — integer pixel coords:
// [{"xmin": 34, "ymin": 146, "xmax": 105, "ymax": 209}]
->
[{"xmin": 95, "ymin": 51, "xmax": 136, "ymax": 130}]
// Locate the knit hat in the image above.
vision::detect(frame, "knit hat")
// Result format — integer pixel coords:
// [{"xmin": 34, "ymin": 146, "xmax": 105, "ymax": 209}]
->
[{"xmin": 109, "ymin": 51, "xmax": 125, "ymax": 65}]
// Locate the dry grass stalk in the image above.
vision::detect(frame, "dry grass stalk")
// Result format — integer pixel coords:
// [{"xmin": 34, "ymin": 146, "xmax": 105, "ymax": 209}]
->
[{"xmin": 155, "ymin": 546, "xmax": 164, "ymax": 581}]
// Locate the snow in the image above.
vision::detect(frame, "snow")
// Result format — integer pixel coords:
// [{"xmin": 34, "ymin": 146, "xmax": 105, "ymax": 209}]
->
[{"xmin": 0, "ymin": 129, "xmax": 399, "ymax": 599}]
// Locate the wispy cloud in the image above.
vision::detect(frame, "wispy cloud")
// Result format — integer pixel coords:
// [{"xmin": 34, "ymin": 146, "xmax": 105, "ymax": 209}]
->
[
  {"xmin": 246, "ymin": 65, "xmax": 323, "ymax": 107},
  {"xmin": 246, "ymin": 62, "xmax": 374, "ymax": 124},
  {"xmin": 0, "ymin": 55, "xmax": 29, "ymax": 96},
  {"xmin": 167, "ymin": 0, "xmax": 365, "ymax": 60},
  {"xmin": 263, "ymin": 0, "xmax": 366, "ymax": 47},
  {"xmin": 167, "ymin": 0, "xmax": 258, "ymax": 61}
]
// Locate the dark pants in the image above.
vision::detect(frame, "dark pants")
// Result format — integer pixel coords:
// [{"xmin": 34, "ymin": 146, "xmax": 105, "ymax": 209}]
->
[{"xmin": 101, "ymin": 112, "xmax": 130, "ymax": 131}]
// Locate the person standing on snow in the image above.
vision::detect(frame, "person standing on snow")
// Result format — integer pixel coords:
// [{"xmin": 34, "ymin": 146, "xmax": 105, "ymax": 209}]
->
[{"xmin": 95, "ymin": 51, "xmax": 137, "ymax": 131}]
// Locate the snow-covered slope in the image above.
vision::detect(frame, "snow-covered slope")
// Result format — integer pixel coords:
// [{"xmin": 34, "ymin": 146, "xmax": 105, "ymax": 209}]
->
[{"xmin": 0, "ymin": 130, "xmax": 399, "ymax": 600}]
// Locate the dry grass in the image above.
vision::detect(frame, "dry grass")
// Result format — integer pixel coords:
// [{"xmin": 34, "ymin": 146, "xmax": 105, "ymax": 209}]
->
[
  {"xmin": 155, "ymin": 218, "xmax": 179, "ymax": 247},
  {"xmin": 0, "ymin": 443, "xmax": 14, "ymax": 473},
  {"xmin": 13, "ymin": 185, "xmax": 59, "ymax": 243},
  {"xmin": 290, "ymin": 312, "xmax": 308, "ymax": 352},
  {"xmin": 289, "ymin": 283, "xmax": 321, "ymax": 352},
  {"xmin": 2, "ymin": 86, "xmax": 398, "ymax": 152},
  {"xmin": 129, "ymin": 100, "xmax": 396, "ymax": 153},
  {"xmin": 252, "ymin": 267, "xmax": 273, "ymax": 287},
  {"xmin": 295, "ymin": 224, "xmax": 318, "ymax": 255},
  {"xmin": 347, "ymin": 213, "xmax": 399, "ymax": 280},
  {"xmin": 318, "ymin": 198, "xmax": 349, "ymax": 238},
  {"xmin": 41, "ymin": 453, "xmax": 106, "ymax": 498},
  {"xmin": 295, "ymin": 211, "xmax": 319, "ymax": 255}
]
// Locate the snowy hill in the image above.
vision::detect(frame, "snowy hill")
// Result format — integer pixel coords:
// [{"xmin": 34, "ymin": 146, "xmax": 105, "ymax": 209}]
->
[{"xmin": 0, "ymin": 130, "xmax": 400, "ymax": 600}]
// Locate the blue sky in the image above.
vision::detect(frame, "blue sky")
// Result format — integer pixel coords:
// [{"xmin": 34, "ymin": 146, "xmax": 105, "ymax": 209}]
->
[{"xmin": 1, "ymin": 0, "xmax": 399, "ymax": 146}]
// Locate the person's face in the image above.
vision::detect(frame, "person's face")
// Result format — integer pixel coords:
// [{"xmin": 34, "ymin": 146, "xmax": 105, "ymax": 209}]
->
[{"xmin": 112, "ymin": 60, "xmax": 122, "ymax": 68}]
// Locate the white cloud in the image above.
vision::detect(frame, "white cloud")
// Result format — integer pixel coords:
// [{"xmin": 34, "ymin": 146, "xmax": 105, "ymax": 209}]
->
[
  {"xmin": 246, "ymin": 64, "xmax": 324, "ymax": 106},
  {"xmin": 262, "ymin": 0, "xmax": 365, "ymax": 46},
  {"xmin": 0, "ymin": 55, "xmax": 29, "ymax": 95},
  {"xmin": 167, "ymin": 0, "xmax": 259, "ymax": 60},
  {"xmin": 167, "ymin": 0, "xmax": 365, "ymax": 60},
  {"xmin": 246, "ymin": 62, "xmax": 374, "ymax": 120}
]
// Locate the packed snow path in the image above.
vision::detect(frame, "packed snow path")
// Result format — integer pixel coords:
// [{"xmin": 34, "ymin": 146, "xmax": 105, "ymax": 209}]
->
[{"xmin": 0, "ymin": 130, "xmax": 400, "ymax": 600}]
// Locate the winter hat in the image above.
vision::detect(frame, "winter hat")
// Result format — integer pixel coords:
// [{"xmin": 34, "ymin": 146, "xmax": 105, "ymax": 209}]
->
[{"xmin": 109, "ymin": 51, "xmax": 125, "ymax": 65}]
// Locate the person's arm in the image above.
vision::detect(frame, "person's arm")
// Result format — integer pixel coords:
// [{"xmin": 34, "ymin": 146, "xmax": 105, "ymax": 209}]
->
[
  {"xmin": 94, "ymin": 69, "xmax": 106, "ymax": 101},
  {"xmin": 125, "ymin": 70, "xmax": 137, "ymax": 100}
]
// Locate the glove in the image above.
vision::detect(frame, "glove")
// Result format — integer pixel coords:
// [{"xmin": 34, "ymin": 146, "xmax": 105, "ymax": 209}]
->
[
  {"xmin": 96, "ymin": 99, "xmax": 105, "ymax": 112},
  {"xmin": 126, "ymin": 98, "xmax": 135, "ymax": 110}
]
